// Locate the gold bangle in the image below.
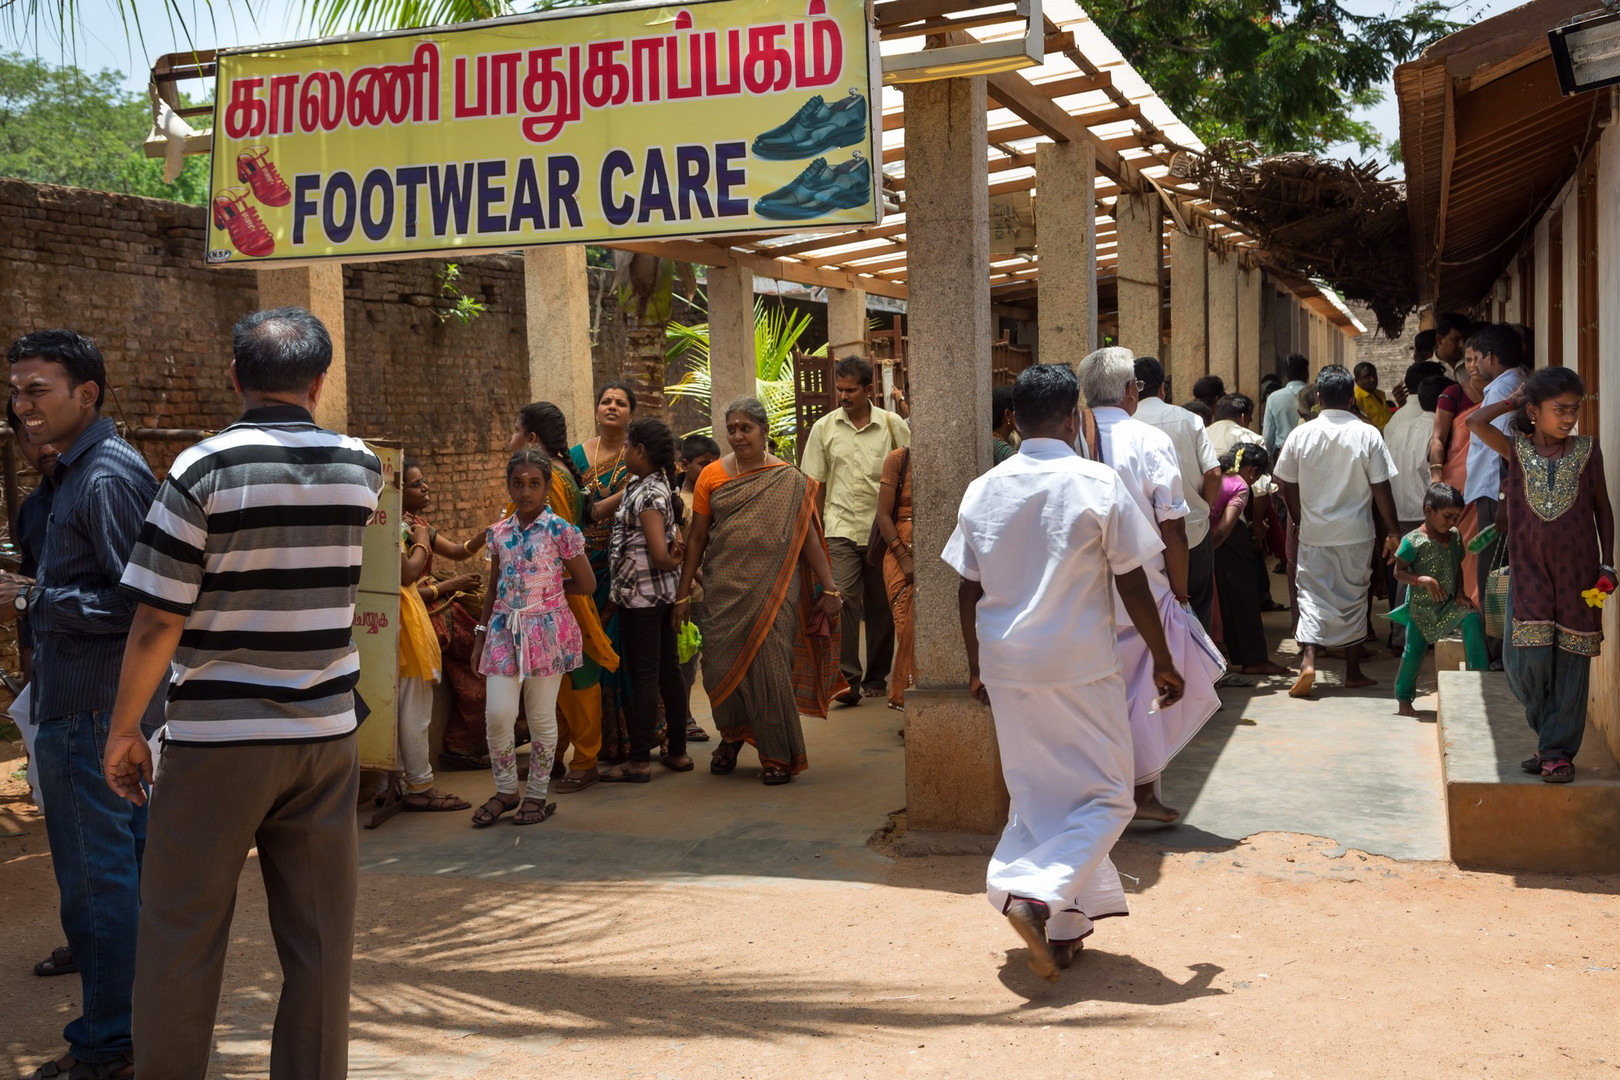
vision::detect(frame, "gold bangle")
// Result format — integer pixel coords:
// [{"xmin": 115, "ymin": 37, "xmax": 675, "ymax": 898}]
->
[
  {"xmin": 428, "ymin": 583, "xmax": 440, "ymax": 600},
  {"xmin": 674, "ymin": 595, "xmax": 690, "ymax": 604},
  {"xmin": 823, "ymin": 588, "xmax": 841, "ymax": 598},
  {"xmin": 409, "ymin": 542, "xmax": 429, "ymax": 556}
]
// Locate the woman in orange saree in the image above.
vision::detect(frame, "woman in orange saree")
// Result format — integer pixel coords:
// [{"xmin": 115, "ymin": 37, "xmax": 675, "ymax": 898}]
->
[{"xmin": 673, "ymin": 397, "xmax": 845, "ymax": 785}]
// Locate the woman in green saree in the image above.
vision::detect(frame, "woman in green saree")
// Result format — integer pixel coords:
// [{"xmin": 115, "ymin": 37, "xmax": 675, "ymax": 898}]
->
[
  {"xmin": 673, "ymin": 397, "xmax": 845, "ymax": 785},
  {"xmin": 570, "ymin": 382, "xmax": 636, "ymax": 761}
]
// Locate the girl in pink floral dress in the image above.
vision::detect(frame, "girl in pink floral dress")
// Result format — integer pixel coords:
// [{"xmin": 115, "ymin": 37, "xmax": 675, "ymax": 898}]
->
[{"xmin": 471, "ymin": 449, "xmax": 599, "ymax": 826}]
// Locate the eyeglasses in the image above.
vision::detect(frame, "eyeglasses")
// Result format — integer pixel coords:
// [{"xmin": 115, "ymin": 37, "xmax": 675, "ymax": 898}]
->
[{"xmin": 1134, "ymin": 379, "xmax": 1146, "ymax": 391}]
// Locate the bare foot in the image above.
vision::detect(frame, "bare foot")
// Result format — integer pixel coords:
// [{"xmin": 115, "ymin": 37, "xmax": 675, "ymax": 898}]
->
[
  {"xmin": 1396, "ymin": 701, "xmax": 1419, "ymax": 718},
  {"xmin": 1289, "ymin": 670, "xmax": 1316, "ymax": 698},
  {"xmin": 1240, "ymin": 661, "xmax": 1291, "ymax": 676},
  {"xmin": 1133, "ymin": 783, "xmax": 1181, "ymax": 823},
  {"xmin": 1344, "ymin": 674, "xmax": 1377, "ymax": 689}
]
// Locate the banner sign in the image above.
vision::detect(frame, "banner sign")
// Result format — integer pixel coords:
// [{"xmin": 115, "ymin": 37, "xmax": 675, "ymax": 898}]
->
[{"xmin": 206, "ymin": 0, "xmax": 881, "ymax": 265}]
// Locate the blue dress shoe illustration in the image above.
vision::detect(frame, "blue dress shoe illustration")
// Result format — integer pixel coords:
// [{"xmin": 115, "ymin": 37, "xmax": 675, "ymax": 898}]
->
[
  {"xmin": 756, "ymin": 154, "xmax": 872, "ymax": 220},
  {"xmin": 752, "ymin": 89, "xmax": 868, "ymax": 161}
]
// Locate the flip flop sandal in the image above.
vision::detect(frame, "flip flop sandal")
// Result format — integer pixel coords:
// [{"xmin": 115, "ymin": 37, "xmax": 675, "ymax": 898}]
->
[
  {"xmin": 1215, "ymin": 673, "xmax": 1257, "ymax": 688},
  {"xmin": 685, "ymin": 720, "xmax": 712, "ymax": 742},
  {"xmin": 1541, "ymin": 758, "xmax": 1575, "ymax": 784},
  {"xmin": 24, "ymin": 1052, "xmax": 134, "ymax": 1079},
  {"xmin": 514, "ymin": 799, "xmax": 557, "ymax": 825},
  {"xmin": 33, "ymin": 947, "xmax": 76, "ymax": 977},
  {"xmin": 660, "ymin": 752, "xmax": 695, "ymax": 772},
  {"xmin": 401, "ymin": 790, "xmax": 471, "ymax": 812},
  {"xmin": 599, "ymin": 767, "xmax": 652, "ymax": 783},
  {"xmin": 762, "ymin": 766, "xmax": 793, "ymax": 786},
  {"xmin": 1521, "ymin": 754, "xmax": 1542, "ymax": 775},
  {"xmin": 711, "ymin": 741, "xmax": 743, "ymax": 775},
  {"xmin": 471, "ymin": 794, "xmax": 519, "ymax": 827},
  {"xmin": 554, "ymin": 772, "xmax": 599, "ymax": 793}
]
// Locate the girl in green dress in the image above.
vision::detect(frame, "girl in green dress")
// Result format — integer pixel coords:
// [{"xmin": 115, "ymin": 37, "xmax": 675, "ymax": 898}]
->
[{"xmin": 1391, "ymin": 482, "xmax": 1489, "ymax": 716}]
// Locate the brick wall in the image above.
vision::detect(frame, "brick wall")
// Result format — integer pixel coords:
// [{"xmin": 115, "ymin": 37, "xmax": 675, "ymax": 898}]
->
[
  {"xmin": 0, "ymin": 178, "xmax": 541, "ymax": 540},
  {"xmin": 1349, "ymin": 302, "xmax": 1422, "ymax": 394}
]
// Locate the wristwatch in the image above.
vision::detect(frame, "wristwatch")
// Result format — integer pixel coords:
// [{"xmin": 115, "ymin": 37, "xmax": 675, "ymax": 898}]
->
[{"xmin": 13, "ymin": 584, "xmax": 32, "ymax": 614}]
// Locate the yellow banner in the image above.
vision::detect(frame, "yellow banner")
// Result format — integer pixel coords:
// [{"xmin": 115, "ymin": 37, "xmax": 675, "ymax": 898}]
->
[{"xmin": 206, "ymin": 0, "xmax": 880, "ymax": 265}]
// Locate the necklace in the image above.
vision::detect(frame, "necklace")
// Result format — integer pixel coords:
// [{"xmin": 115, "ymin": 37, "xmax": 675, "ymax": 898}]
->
[{"xmin": 590, "ymin": 436, "xmax": 625, "ymax": 495}]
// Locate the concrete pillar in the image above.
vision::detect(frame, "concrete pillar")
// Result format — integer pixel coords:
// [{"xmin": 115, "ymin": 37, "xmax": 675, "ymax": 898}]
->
[
  {"xmin": 1035, "ymin": 140, "xmax": 1098, "ymax": 364},
  {"xmin": 1207, "ymin": 249, "xmax": 1238, "ymax": 392},
  {"xmin": 1114, "ymin": 191, "xmax": 1162, "ymax": 357},
  {"xmin": 1238, "ymin": 262, "xmax": 1262, "ymax": 393},
  {"xmin": 826, "ymin": 286, "xmax": 869, "ymax": 355},
  {"xmin": 705, "ymin": 261, "xmax": 755, "ymax": 438},
  {"xmin": 257, "ymin": 264, "xmax": 346, "ymax": 431},
  {"xmin": 1258, "ymin": 282, "xmax": 1278, "ymax": 379},
  {"xmin": 1168, "ymin": 228, "xmax": 1208, "ymax": 402},
  {"xmin": 524, "ymin": 246, "xmax": 596, "ymax": 441},
  {"xmin": 900, "ymin": 76, "xmax": 1005, "ymax": 838}
]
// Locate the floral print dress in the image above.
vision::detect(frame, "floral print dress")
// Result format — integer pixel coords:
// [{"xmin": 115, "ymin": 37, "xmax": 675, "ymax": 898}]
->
[{"xmin": 477, "ymin": 509, "xmax": 587, "ymax": 679}]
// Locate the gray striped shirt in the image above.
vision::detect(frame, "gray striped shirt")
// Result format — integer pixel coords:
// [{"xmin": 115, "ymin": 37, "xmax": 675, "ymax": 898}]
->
[{"xmin": 120, "ymin": 406, "xmax": 382, "ymax": 745}]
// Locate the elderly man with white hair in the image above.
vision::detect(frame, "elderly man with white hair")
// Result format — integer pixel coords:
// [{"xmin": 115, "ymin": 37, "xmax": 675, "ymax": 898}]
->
[{"xmin": 1076, "ymin": 347, "xmax": 1226, "ymax": 824}]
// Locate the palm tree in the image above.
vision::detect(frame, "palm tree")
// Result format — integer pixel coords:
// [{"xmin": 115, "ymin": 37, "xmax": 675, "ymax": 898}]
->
[{"xmin": 666, "ymin": 295, "xmax": 823, "ymax": 463}]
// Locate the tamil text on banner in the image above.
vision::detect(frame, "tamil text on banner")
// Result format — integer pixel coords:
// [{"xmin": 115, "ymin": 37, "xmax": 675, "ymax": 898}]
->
[
  {"xmin": 355, "ymin": 442, "xmax": 402, "ymax": 772},
  {"xmin": 207, "ymin": 0, "xmax": 880, "ymax": 265}
]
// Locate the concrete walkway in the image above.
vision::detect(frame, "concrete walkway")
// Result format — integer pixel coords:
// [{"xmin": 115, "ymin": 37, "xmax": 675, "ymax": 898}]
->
[
  {"xmin": 1146, "ymin": 611, "xmax": 1449, "ymax": 862},
  {"xmin": 361, "ymin": 690, "xmax": 906, "ymax": 887}
]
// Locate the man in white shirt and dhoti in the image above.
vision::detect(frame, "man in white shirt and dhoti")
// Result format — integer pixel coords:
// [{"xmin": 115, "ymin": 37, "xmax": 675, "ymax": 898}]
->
[
  {"xmin": 945, "ymin": 363, "xmax": 1185, "ymax": 982},
  {"xmin": 1273, "ymin": 365, "xmax": 1400, "ymax": 697},
  {"xmin": 1076, "ymin": 348, "xmax": 1226, "ymax": 824}
]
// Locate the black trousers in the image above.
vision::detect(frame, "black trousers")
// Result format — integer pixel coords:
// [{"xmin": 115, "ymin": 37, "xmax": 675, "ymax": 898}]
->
[
  {"xmin": 1187, "ymin": 532, "xmax": 1216, "ymax": 635},
  {"xmin": 620, "ymin": 604, "xmax": 689, "ymax": 762}
]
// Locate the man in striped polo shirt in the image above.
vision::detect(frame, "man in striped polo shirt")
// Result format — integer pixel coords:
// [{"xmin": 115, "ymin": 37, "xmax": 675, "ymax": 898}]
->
[{"xmin": 102, "ymin": 307, "xmax": 382, "ymax": 1080}]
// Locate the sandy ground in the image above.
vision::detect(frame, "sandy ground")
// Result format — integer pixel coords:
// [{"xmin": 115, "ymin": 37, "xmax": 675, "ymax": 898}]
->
[{"xmin": 5, "ymin": 736, "xmax": 1620, "ymax": 1080}]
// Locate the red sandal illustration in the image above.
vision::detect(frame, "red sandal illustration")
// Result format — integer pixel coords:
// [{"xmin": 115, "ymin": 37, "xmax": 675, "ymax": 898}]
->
[
  {"xmin": 236, "ymin": 146, "xmax": 292, "ymax": 207},
  {"xmin": 212, "ymin": 187, "xmax": 275, "ymax": 258}
]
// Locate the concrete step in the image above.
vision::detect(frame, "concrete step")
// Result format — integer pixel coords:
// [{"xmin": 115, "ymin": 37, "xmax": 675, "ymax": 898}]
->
[{"xmin": 1436, "ymin": 669, "xmax": 1620, "ymax": 874}]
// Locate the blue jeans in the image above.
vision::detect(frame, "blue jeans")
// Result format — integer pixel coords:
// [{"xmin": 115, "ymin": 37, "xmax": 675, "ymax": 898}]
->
[{"xmin": 34, "ymin": 709, "xmax": 147, "ymax": 1062}]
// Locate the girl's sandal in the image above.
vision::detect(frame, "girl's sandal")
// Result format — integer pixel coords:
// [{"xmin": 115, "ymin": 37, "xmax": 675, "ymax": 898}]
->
[
  {"xmin": 762, "ymin": 765, "xmax": 793, "ymax": 786},
  {"xmin": 1541, "ymin": 758, "xmax": 1575, "ymax": 784},
  {"xmin": 471, "ymin": 793, "xmax": 519, "ymax": 827},
  {"xmin": 514, "ymin": 798, "xmax": 557, "ymax": 825}
]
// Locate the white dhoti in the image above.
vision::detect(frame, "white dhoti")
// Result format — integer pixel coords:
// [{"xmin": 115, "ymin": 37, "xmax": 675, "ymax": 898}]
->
[
  {"xmin": 1293, "ymin": 540, "xmax": 1373, "ymax": 648},
  {"xmin": 985, "ymin": 676, "xmax": 1134, "ymax": 943},
  {"xmin": 1117, "ymin": 590, "xmax": 1226, "ymax": 785}
]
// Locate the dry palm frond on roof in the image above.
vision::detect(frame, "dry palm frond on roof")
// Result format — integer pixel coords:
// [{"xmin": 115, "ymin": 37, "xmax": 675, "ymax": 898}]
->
[{"xmin": 1174, "ymin": 142, "xmax": 1415, "ymax": 337}]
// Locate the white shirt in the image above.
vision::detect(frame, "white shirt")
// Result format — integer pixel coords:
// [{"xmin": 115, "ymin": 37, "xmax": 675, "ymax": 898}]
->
[
  {"xmin": 1092, "ymin": 407, "xmax": 1186, "ymax": 596},
  {"xmin": 1272, "ymin": 409, "xmax": 1398, "ymax": 547},
  {"xmin": 1464, "ymin": 367, "xmax": 1526, "ymax": 504},
  {"xmin": 1206, "ymin": 419, "xmax": 1264, "ymax": 458},
  {"xmin": 1383, "ymin": 405, "xmax": 1435, "ymax": 523},
  {"xmin": 1262, "ymin": 380, "xmax": 1307, "ymax": 456},
  {"xmin": 942, "ymin": 438, "xmax": 1163, "ymax": 688},
  {"xmin": 1132, "ymin": 395, "xmax": 1219, "ymax": 546}
]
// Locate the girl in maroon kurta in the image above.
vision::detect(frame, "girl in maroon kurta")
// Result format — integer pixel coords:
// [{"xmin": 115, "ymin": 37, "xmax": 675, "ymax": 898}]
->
[{"xmin": 1468, "ymin": 367, "xmax": 1616, "ymax": 783}]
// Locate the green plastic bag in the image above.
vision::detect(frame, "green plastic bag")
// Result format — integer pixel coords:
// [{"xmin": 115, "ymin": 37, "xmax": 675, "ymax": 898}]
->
[
  {"xmin": 676, "ymin": 619, "xmax": 703, "ymax": 664},
  {"xmin": 1380, "ymin": 603, "xmax": 1412, "ymax": 627}
]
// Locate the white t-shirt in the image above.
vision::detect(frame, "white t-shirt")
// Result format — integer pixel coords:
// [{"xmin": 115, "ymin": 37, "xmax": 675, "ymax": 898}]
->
[
  {"xmin": 1206, "ymin": 419, "xmax": 1264, "ymax": 458},
  {"xmin": 1382, "ymin": 405, "xmax": 1435, "ymax": 523},
  {"xmin": 1092, "ymin": 407, "xmax": 1186, "ymax": 596},
  {"xmin": 1272, "ymin": 409, "xmax": 1398, "ymax": 547},
  {"xmin": 1133, "ymin": 395, "xmax": 1220, "ymax": 547},
  {"xmin": 942, "ymin": 438, "xmax": 1163, "ymax": 688}
]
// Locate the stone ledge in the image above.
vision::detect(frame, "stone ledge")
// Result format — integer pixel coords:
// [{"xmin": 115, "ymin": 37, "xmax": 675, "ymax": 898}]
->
[{"xmin": 1437, "ymin": 670, "xmax": 1620, "ymax": 874}]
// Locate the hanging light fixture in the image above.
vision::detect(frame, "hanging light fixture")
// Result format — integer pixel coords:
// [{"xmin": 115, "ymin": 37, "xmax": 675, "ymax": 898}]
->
[{"xmin": 1549, "ymin": 7, "xmax": 1620, "ymax": 96}]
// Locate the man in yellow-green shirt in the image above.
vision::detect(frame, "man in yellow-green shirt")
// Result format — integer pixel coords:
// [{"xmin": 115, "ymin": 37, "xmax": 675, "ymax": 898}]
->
[
  {"xmin": 801, "ymin": 355, "xmax": 911, "ymax": 705},
  {"xmin": 1353, "ymin": 362, "xmax": 1393, "ymax": 432}
]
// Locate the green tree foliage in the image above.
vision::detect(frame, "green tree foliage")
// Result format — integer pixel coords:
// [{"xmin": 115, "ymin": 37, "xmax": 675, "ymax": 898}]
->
[
  {"xmin": 1086, "ymin": 0, "xmax": 1457, "ymax": 154},
  {"xmin": 0, "ymin": 52, "xmax": 211, "ymax": 203}
]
